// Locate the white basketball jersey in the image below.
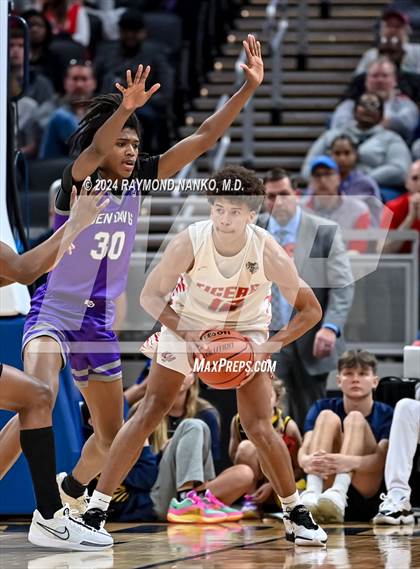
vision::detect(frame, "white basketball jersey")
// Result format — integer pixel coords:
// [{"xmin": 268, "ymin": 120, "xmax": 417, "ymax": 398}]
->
[{"xmin": 171, "ymin": 220, "xmax": 272, "ymax": 330}]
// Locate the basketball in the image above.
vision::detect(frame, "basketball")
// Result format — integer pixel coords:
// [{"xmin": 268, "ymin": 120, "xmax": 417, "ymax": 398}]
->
[{"xmin": 195, "ymin": 330, "xmax": 254, "ymax": 389}]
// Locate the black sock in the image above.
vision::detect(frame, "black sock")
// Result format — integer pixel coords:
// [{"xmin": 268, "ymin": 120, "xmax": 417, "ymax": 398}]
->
[
  {"xmin": 20, "ymin": 427, "xmax": 62, "ymax": 519},
  {"xmin": 61, "ymin": 473, "xmax": 87, "ymax": 499}
]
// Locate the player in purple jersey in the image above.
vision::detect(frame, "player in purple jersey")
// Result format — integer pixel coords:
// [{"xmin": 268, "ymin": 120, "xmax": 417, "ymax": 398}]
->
[
  {"xmin": 0, "ymin": 35, "xmax": 267, "ymax": 530},
  {"xmin": 0, "ymin": 188, "xmax": 113, "ymax": 549}
]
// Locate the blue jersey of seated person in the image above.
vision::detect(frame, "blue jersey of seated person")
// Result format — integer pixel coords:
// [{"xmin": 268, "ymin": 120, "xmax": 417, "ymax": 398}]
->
[{"xmin": 304, "ymin": 398, "xmax": 394, "ymax": 442}]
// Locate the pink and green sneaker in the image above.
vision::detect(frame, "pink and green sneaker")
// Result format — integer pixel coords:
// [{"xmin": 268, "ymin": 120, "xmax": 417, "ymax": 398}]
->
[
  {"xmin": 167, "ymin": 491, "xmax": 228, "ymax": 524},
  {"xmin": 202, "ymin": 490, "xmax": 244, "ymax": 522}
]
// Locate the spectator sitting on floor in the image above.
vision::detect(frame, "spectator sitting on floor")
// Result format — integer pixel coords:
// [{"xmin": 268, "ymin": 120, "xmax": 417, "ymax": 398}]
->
[
  {"xmin": 103, "ymin": 373, "xmax": 255, "ymax": 524},
  {"xmin": 229, "ymin": 377, "xmax": 303, "ymax": 517},
  {"xmin": 302, "ymin": 93, "xmax": 412, "ymax": 195},
  {"xmin": 303, "ymin": 156, "xmax": 372, "ymax": 253},
  {"xmin": 329, "ymin": 134, "xmax": 382, "ymax": 227},
  {"xmin": 355, "ymin": 7, "xmax": 420, "ymax": 75},
  {"xmin": 39, "ymin": 59, "xmax": 96, "ymax": 159},
  {"xmin": 373, "ymin": 397, "xmax": 419, "ymax": 526},
  {"xmin": 331, "ymin": 58, "xmax": 419, "ymax": 143},
  {"xmin": 298, "ymin": 349, "xmax": 394, "ymax": 523},
  {"xmin": 379, "ymin": 159, "xmax": 420, "ymax": 254}
]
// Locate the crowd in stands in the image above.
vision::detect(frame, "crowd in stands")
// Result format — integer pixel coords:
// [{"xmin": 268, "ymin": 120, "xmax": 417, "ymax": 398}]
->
[
  {"xmin": 298, "ymin": 6, "xmax": 420, "ymax": 258},
  {"xmin": 11, "ymin": 0, "xmax": 239, "ymax": 157}
]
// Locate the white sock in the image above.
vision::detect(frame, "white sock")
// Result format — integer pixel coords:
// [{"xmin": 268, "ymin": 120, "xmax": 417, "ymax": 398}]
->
[
  {"xmin": 89, "ymin": 490, "xmax": 111, "ymax": 512},
  {"xmin": 306, "ymin": 474, "xmax": 323, "ymax": 496},
  {"xmin": 331, "ymin": 473, "xmax": 352, "ymax": 495},
  {"xmin": 279, "ymin": 490, "xmax": 301, "ymax": 512}
]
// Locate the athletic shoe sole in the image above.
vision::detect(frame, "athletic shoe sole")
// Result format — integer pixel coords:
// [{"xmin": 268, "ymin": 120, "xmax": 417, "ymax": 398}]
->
[
  {"xmin": 285, "ymin": 531, "xmax": 327, "ymax": 547},
  {"xmin": 28, "ymin": 526, "xmax": 113, "ymax": 551},
  {"xmin": 373, "ymin": 513, "xmax": 415, "ymax": 525},
  {"xmin": 167, "ymin": 512, "xmax": 228, "ymax": 524},
  {"xmin": 317, "ymin": 497, "xmax": 344, "ymax": 524}
]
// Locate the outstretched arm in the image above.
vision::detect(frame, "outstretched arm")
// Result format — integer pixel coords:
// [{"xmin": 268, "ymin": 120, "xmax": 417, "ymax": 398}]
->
[
  {"xmin": 72, "ymin": 65, "xmax": 160, "ymax": 182},
  {"xmin": 157, "ymin": 34, "xmax": 264, "ymax": 179},
  {"xmin": 0, "ymin": 187, "xmax": 108, "ymax": 287}
]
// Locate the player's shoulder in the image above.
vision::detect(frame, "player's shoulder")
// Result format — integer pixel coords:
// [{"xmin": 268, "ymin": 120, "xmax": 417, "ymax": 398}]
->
[
  {"xmin": 166, "ymin": 227, "xmax": 194, "ymax": 259},
  {"xmin": 136, "ymin": 153, "xmax": 160, "ymax": 180}
]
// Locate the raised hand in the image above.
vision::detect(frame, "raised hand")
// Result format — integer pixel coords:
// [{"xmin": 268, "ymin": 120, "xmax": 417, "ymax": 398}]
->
[
  {"xmin": 241, "ymin": 34, "xmax": 264, "ymax": 90},
  {"xmin": 68, "ymin": 184, "xmax": 110, "ymax": 232},
  {"xmin": 115, "ymin": 64, "xmax": 161, "ymax": 111}
]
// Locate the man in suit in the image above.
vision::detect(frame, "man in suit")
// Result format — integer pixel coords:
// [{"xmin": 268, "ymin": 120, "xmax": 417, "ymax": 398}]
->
[{"xmin": 259, "ymin": 167, "xmax": 355, "ymax": 429}]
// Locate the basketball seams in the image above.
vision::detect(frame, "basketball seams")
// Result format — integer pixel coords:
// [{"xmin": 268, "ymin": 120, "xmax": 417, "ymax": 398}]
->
[{"xmin": 196, "ymin": 330, "xmax": 255, "ymax": 389}]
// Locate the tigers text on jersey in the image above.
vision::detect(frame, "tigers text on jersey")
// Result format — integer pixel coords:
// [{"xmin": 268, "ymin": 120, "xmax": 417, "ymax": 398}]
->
[{"xmin": 171, "ymin": 220, "xmax": 272, "ymax": 331}]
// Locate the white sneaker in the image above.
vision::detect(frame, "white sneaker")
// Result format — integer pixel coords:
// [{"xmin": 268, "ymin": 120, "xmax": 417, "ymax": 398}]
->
[
  {"xmin": 28, "ymin": 550, "xmax": 114, "ymax": 568},
  {"xmin": 317, "ymin": 488, "xmax": 346, "ymax": 523},
  {"xmin": 373, "ymin": 493, "xmax": 414, "ymax": 525},
  {"xmin": 283, "ymin": 504, "xmax": 327, "ymax": 547},
  {"xmin": 57, "ymin": 472, "xmax": 88, "ymax": 516},
  {"xmin": 28, "ymin": 506, "xmax": 113, "ymax": 551},
  {"xmin": 299, "ymin": 490, "xmax": 319, "ymax": 514}
]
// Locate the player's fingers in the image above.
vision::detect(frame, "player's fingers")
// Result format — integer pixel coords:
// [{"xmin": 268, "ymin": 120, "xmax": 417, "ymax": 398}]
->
[
  {"xmin": 126, "ymin": 69, "xmax": 133, "ymax": 86},
  {"xmin": 134, "ymin": 63, "xmax": 143, "ymax": 84},
  {"xmin": 243, "ymin": 39, "xmax": 252, "ymax": 61},
  {"xmin": 70, "ymin": 187, "xmax": 77, "ymax": 208},
  {"xmin": 139, "ymin": 65, "xmax": 151, "ymax": 85},
  {"xmin": 97, "ymin": 198, "xmax": 110, "ymax": 212},
  {"xmin": 249, "ymin": 33, "xmax": 256, "ymax": 55},
  {"xmin": 256, "ymin": 40, "xmax": 262, "ymax": 58},
  {"xmin": 146, "ymin": 83, "xmax": 161, "ymax": 97},
  {"xmin": 115, "ymin": 82, "xmax": 125, "ymax": 94}
]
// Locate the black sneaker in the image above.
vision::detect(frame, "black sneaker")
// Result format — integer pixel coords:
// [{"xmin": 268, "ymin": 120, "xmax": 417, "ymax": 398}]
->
[
  {"xmin": 83, "ymin": 508, "xmax": 108, "ymax": 531},
  {"xmin": 283, "ymin": 504, "xmax": 327, "ymax": 547}
]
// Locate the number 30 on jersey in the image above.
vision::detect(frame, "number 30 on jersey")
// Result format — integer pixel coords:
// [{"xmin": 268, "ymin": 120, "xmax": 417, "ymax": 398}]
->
[{"xmin": 90, "ymin": 231, "xmax": 126, "ymax": 261}]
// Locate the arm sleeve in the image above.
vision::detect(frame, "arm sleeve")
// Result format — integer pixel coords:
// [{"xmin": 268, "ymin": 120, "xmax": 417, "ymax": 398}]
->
[
  {"xmin": 368, "ymin": 134, "xmax": 412, "ymax": 187},
  {"xmin": 330, "ymin": 100, "xmax": 355, "ymax": 130},
  {"xmin": 323, "ymin": 226, "xmax": 355, "ymax": 330},
  {"xmin": 138, "ymin": 154, "xmax": 160, "ymax": 180}
]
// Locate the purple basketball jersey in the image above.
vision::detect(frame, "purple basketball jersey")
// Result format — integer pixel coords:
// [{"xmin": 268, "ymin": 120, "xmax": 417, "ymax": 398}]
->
[{"xmin": 49, "ymin": 188, "xmax": 140, "ymax": 302}]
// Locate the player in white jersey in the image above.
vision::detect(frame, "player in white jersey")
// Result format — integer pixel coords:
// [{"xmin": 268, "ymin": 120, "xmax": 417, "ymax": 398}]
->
[{"xmin": 83, "ymin": 166, "xmax": 328, "ymax": 547}]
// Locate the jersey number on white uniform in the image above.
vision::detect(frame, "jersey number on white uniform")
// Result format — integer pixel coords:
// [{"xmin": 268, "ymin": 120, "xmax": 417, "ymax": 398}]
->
[{"xmin": 90, "ymin": 231, "xmax": 126, "ymax": 260}]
